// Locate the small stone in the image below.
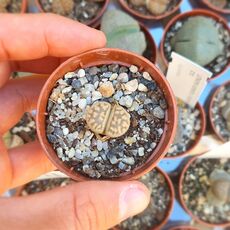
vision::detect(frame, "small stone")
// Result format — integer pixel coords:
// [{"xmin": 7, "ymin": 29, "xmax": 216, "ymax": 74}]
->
[
  {"xmin": 56, "ymin": 147, "xmax": 63, "ymax": 156},
  {"xmin": 113, "ymin": 90, "xmax": 123, "ymax": 101},
  {"xmin": 158, "ymin": 128, "xmax": 164, "ymax": 136},
  {"xmin": 122, "ymin": 157, "xmax": 135, "ymax": 165},
  {"xmin": 57, "ymin": 98, "xmax": 62, "ymax": 104},
  {"xmin": 118, "ymin": 162, "xmax": 126, "ymax": 170},
  {"xmin": 109, "ymin": 73, "xmax": 118, "ymax": 81},
  {"xmin": 138, "ymin": 83, "xmax": 148, "ymax": 92},
  {"xmin": 138, "ymin": 147, "xmax": 145, "ymax": 156},
  {"xmin": 64, "ymin": 72, "xmax": 76, "ymax": 79},
  {"xmin": 143, "ymin": 71, "xmax": 152, "ymax": 81},
  {"xmin": 91, "ymin": 150, "xmax": 99, "ymax": 157},
  {"xmin": 124, "ymin": 95, "xmax": 133, "ymax": 108},
  {"xmin": 124, "ymin": 136, "xmax": 136, "ymax": 145},
  {"xmin": 75, "ymin": 149, "xmax": 83, "ymax": 159},
  {"xmin": 72, "ymin": 79, "xmax": 82, "ymax": 89},
  {"xmin": 63, "ymin": 128, "xmax": 69, "ymax": 136},
  {"xmin": 117, "ymin": 72, "xmax": 129, "ymax": 83},
  {"xmin": 79, "ymin": 77, "xmax": 88, "ymax": 86},
  {"xmin": 129, "ymin": 65, "xmax": 138, "ymax": 73},
  {"xmin": 143, "ymin": 126, "xmax": 150, "ymax": 134},
  {"xmin": 67, "ymin": 148, "xmax": 75, "ymax": 158},
  {"xmin": 78, "ymin": 99, "xmax": 87, "ymax": 110},
  {"xmin": 153, "ymin": 106, "xmax": 165, "ymax": 119},
  {"xmin": 77, "ymin": 69, "xmax": 85, "ymax": 78},
  {"xmin": 88, "ymin": 67, "xmax": 99, "ymax": 75},
  {"xmin": 124, "ymin": 79, "xmax": 138, "ymax": 92},
  {"xmin": 84, "ymin": 138, "xmax": 91, "ymax": 147},
  {"xmin": 92, "ymin": 91, "xmax": 102, "ymax": 102},
  {"xmin": 109, "ymin": 155, "xmax": 119, "ymax": 164},
  {"xmin": 62, "ymin": 86, "xmax": 72, "ymax": 94},
  {"xmin": 98, "ymin": 82, "xmax": 115, "ymax": 97},
  {"xmin": 97, "ymin": 140, "xmax": 103, "ymax": 151}
]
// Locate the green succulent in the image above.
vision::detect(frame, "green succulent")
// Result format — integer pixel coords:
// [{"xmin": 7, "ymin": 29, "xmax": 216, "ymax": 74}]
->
[
  {"xmin": 100, "ymin": 10, "xmax": 147, "ymax": 55},
  {"xmin": 170, "ymin": 16, "xmax": 224, "ymax": 66}
]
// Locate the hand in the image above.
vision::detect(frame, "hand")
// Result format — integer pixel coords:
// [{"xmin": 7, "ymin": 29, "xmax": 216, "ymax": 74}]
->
[{"xmin": 0, "ymin": 14, "xmax": 150, "ymax": 230}]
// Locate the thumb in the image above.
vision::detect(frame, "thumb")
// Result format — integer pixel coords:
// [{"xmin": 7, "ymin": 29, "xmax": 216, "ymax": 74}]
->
[{"xmin": 0, "ymin": 181, "xmax": 150, "ymax": 230}]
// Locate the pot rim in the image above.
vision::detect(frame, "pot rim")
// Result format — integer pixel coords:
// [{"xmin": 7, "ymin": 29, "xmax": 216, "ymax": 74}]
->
[
  {"xmin": 21, "ymin": 0, "xmax": 27, "ymax": 13},
  {"xmin": 34, "ymin": 0, "xmax": 109, "ymax": 27},
  {"xmin": 201, "ymin": 0, "xmax": 230, "ymax": 14},
  {"xmin": 118, "ymin": 0, "xmax": 183, "ymax": 20},
  {"xmin": 208, "ymin": 80, "xmax": 230, "ymax": 142},
  {"xmin": 165, "ymin": 102, "xmax": 206, "ymax": 159},
  {"xmin": 179, "ymin": 155, "xmax": 230, "ymax": 227},
  {"xmin": 160, "ymin": 9, "xmax": 230, "ymax": 81},
  {"xmin": 36, "ymin": 48, "xmax": 177, "ymax": 181},
  {"xmin": 169, "ymin": 226, "xmax": 199, "ymax": 230}
]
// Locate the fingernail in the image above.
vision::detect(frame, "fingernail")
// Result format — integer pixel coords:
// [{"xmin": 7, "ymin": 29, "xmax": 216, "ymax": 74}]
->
[{"xmin": 119, "ymin": 184, "xmax": 149, "ymax": 221}]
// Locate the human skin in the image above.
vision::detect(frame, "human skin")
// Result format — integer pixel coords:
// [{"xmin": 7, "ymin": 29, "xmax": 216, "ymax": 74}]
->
[{"xmin": 0, "ymin": 14, "xmax": 150, "ymax": 230}]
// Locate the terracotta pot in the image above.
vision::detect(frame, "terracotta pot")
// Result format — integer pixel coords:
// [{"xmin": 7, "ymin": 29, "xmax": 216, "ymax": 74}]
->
[
  {"xmin": 21, "ymin": 0, "xmax": 27, "ymax": 13},
  {"xmin": 115, "ymin": 166, "xmax": 175, "ymax": 230},
  {"xmin": 200, "ymin": 0, "xmax": 230, "ymax": 15},
  {"xmin": 160, "ymin": 9, "xmax": 230, "ymax": 80},
  {"xmin": 165, "ymin": 103, "xmax": 206, "ymax": 159},
  {"xmin": 118, "ymin": 0, "xmax": 183, "ymax": 21},
  {"xmin": 35, "ymin": 0, "xmax": 109, "ymax": 27},
  {"xmin": 208, "ymin": 80, "xmax": 230, "ymax": 142},
  {"xmin": 169, "ymin": 226, "xmax": 198, "ymax": 230},
  {"xmin": 36, "ymin": 48, "xmax": 177, "ymax": 181},
  {"xmin": 94, "ymin": 22, "xmax": 157, "ymax": 63},
  {"xmin": 179, "ymin": 156, "xmax": 230, "ymax": 228}
]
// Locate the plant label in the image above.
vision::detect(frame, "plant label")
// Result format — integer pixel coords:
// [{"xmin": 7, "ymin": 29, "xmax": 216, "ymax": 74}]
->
[{"xmin": 166, "ymin": 52, "xmax": 212, "ymax": 107}]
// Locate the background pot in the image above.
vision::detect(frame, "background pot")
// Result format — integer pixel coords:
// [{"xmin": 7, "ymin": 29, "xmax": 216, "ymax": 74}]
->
[
  {"xmin": 169, "ymin": 226, "xmax": 199, "ymax": 230},
  {"xmin": 165, "ymin": 103, "xmax": 206, "ymax": 159},
  {"xmin": 21, "ymin": 0, "xmax": 27, "ymax": 13},
  {"xmin": 200, "ymin": 0, "xmax": 230, "ymax": 15},
  {"xmin": 208, "ymin": 80, "xmax": 230, "ymax": 142},
  {"xmin": 36, "ymin": 48, "xmax": 177, "ymax": 181},
  {"xmin": 179, "ymin": 156, "xmax": 230, "ymax": 228},
  {"xmin": 118, "ymin": 0, "xmax": 183, "ymax": 21},
  {"xmin": 35, "ymin": 0, "xmax": 109, "ymax": 27},
  {"xmin": 160, "ymin": 9, "xmax": 230, "ymax": 80}
]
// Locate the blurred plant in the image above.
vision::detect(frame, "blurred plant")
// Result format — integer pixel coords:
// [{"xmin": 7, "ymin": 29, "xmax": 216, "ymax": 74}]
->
[
  {"xmin": 52, "ymin": 0, "xmax": 74, "ymax": 15},
  {"xmin": 0, "ymin": 0, "xmax": 10, "ymax": 12},
  {"xmin": 100, "ymin": 10, "xmax": 146, "ymax": 55},
  {"xmin": 170, "ymin": 16, "xmax": 224, "ymax": 66}
]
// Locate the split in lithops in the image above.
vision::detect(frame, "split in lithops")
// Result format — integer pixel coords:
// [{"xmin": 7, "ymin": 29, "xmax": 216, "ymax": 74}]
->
[
  {"xmin": 39, "ymin": 0, "xmax": 105, "ymax": 24},
  {"xmin": 119, "ymin": 169, "xmax": 172, "ymax": 230},
  {"xmin": 182, "ymin": 158, "xmax": 230, "ymax": 225},
  {"xmin": 46, "ymin": 64, "xmax": 167, "ymax": 179},
  {"xmin": 166, "ymin": 101, "xmax": 202, "ymax": 157},
  {"xmin": 210, "ymin": 82, "xmax": 230, "ymax": 141},
  {"xmin": 100, "ymin": 10, "xmax": 147, "ymax": 56},
  {"xmin": 163, "ymin": 15, "xmax": 230, "ymax": 77},
  {"xmin": 19, "ymin": 178, "xmax": 73, "ymax": 196},
  {"xmin": 125, "ymin": 0, "xmax": 180, "ymax": 16},
  {"xmin": 0, "ymin": 0, "xmax": 23, "ymax": 12},
  {"xmin": 207, "ymin": 0, "xmax": 230, "ymax": 10}
]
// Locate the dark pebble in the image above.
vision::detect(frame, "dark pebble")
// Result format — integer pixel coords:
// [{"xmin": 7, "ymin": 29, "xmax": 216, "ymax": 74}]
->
[{"xmin": 71, "ymin": 79, "xmax": 82, "ymax": 89}]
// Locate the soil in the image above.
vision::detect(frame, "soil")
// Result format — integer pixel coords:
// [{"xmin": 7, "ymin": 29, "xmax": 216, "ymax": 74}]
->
[
  {"xmin": 0, "ymin": 0, "xmax": 22, "ymax": 13},
  {"xmin": 119, "ymin": 169, "xmax": 171, "ymax": 230},
  {"xmin": 210, "ymin": 83, "xmax": 230, "ymax": 141},
  {"xmin": 182, "ymin": 158, "xmax": 230, "ymax": 225},
  {"xmin": 39, "ymin": 0, "xmax": 105, "ymax": 24},
  {"xmin": 163, "ymin": 16, "xmax": 230, "ymax": 78},
  {"xmin": 20, "ymin": 178, "xmax": 73, "ymax": 195},
  {"xmin": 166, "ymin": 103, "xmax": 202, "ymax": 157},
  {"xmin": 124, "ymin": 0, "xmax": 180, "ymax": 17},
  {"xmin": 46, "ymin": 64, "xmax": 167, "ymax": 179}
]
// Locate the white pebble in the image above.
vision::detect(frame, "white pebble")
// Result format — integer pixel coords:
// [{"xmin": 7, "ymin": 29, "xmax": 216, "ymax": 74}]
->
[
  {"xmin": 129, "ymin": 65, "xmax": 138, "ymax": 73},
  {"xmin": 78, "ymin": 99, "xmax": 87, "ymax": 110},
  {"xmin": 109, "ymin": 73, "xmax": 118, "ymax": 81},
  {"xmin": 138, "ymin": 83, "xmax": 148, "ymax": 92},
  {"xmin": 97, "ymin": 140, "xmax": 103, "ymax": 151},
  {"xmin": 117, "ymin": 72, "xmax": 129, "ymax": 83},
  {"xmin": 79, "ymin": 77, "xmax": 88, "ymax": 86},
  {"xmin": 138, "ymin": 147, "xmax": 145, "ymax": 156},
  {"xmin": 64, "ymin": 72, "xmax": 75, "ymax": 79},
  {"xmin": 124, "ymin": 79, "xmax": 138, "ymax": 92},
  {"xmin": 57, "ymin": 98, "xmax": 62, "ymax": 104},
  {"xmin": 77, "ymin": 69, "xmax": 85, "ymax": 78},
  {"xmin": 143, "ymin": 72, "xmax": 152, "ymax": 81},
  {"xmin": 62, "ymin": 86, "xmax": 72, "ymax": 94},
  {"xmin": 124, "ymin": 96, "xmax": 133, "ymax": 108},
  {"xmin": 68, "ymin": 148, "xmax": 75, "ymax": 158},
  {"xmin": 63, "ymin": 128, "xmax": 69, "ymax": 136},
  {"xmin": 92, "ymin": 91, "xmax": 102, "ymax": 102}
]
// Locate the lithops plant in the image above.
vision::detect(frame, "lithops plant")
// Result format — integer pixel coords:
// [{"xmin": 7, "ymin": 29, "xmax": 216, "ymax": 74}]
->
[
  {"xmin": 52, "ymin": 0, "xmax": 74, "ymax": 15},
  {"xmin": 100, "ymin": 10, "xmax": 147, "ymax": 55},
  {"xmin": 85, "ymin": 101, "xmax": 131, "ymax": 141},
  {"xmin": 207, "ymin": 169, "xmax": 230, "ymax": 206},
  {"xmin": 170, "ymin": 16, "xmax": 224, "ymax": 66},
  {"xmin": 209, "ymin": 0, "xmax": 228, "ymax": 8},
  {"xmin": 222, "ymin": 101, "xmax": 230, "ymax": 131}
]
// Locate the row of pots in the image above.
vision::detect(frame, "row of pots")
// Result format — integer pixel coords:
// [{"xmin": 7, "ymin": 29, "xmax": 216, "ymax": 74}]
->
[{"xmin": 16, "ymin": 154, "xmax": 230, "ymax": 228}]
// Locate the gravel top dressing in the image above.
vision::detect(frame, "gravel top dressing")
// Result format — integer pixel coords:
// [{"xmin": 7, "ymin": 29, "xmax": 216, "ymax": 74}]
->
[
  {"xmin": 20, "ymin": 178, "xmax": 73, "ymax": 196},
  {"xmin": 207, "ymin": 0, "xmax": 230, "ymax": 10},
  {"xmin": 124, "ymin": 0, "xmax": 180, "ymax": 17},
  {"xmin": 163, "ymin": 15, "xmax": 230, "ymax": 78},
  {"xmin": 166, "ymin": 103, "xmax": 202, "ymax": 157},
  {"xmin": 182, "ymin": 158, "xmax": 230, "ymax": 225},
  {"xmin": 39, "ymin": 0, "xmax": 105, "ymax": 24},
  {"xmin": 46, "ymin": 64, "xmax": 167, "ymax": 179},
  {"xmin": 211, "ymin": 83, "xmax": 230, "ymax": 141},
  {"xmin": 119, "ymin": 169, "xmax": 171, "ymax": 230},
  {"xmin": 0, "ymin": 0, "xmax": 22, "ymax": 12}
]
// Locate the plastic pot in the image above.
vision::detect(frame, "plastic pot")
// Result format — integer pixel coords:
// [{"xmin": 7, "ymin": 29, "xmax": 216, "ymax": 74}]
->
[
  {"xmin": 35, "ymin": 0, "xmax": 109, "ymax": 27},
  {"xmin": 179, "ymin": 156, "xmax": 230, "ymax": 228},
  {"xmin": 160, "ymin": 9, "xmax": 230, "ymax": 80},
  {"xmin": 165, "ymin": 103, "xmax": 206, "ymax": 159},
  {"xmin": 118, "ymin": 0, "xmax": 183, "ymax": 21},
  {"xmin": 200, "ymin": 0, "xmax": 230, "ymax": 15},
  {"xmin": 208, "ymin": 80, "xmax": 230, "ymax": 142},
  {"xmin": 116, "ymin": 166, "xmax": 175, "ymax": 230},
  {"xmin": 36, "ymin": 48, "xmax": 177, "ymax": 181},
  {"xmin": 95, "ymin": 22, "xmax": 157, "ymax": 63}
]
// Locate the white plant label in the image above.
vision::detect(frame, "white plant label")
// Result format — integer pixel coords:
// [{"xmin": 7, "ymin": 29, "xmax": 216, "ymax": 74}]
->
[{"xmin": 166, "ymin": 52, "xmax": 213, "ymax": 107}]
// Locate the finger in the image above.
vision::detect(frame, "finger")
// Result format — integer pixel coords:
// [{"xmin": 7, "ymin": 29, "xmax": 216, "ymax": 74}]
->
[
  {"xmin": 0, "ymin": 181, "xmax": 150, "ymax": 230},
  {"xmin": 0, "ymin": 75, "xmax": 47, "ymax": 134}
]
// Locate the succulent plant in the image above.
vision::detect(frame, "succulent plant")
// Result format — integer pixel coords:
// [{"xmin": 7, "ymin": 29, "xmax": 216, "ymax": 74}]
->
[
  {"xmin": 222, "ymin": 101, "xmax": 230, "ymax": 131},
  {"xmin": 100, "ymin": 10, "xmax": 147, "ymax": 55},
  {"xmin": 209, "ymin": 0, "xmax": 227, "ymax": 8},
  {"xmin": 146, "ymin": 0, "xmax": 170, "ymax": 15},
  {"xmin": 52, "ymin": 0, "xmax": 74, "ymax": 15},
  {"xmin": 207, "ymin": 169, "xmax": 230, "ymax": 206},
  {"xmin": 170, "ymin": 16, "xmax": 224, "ymax": 66}
]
